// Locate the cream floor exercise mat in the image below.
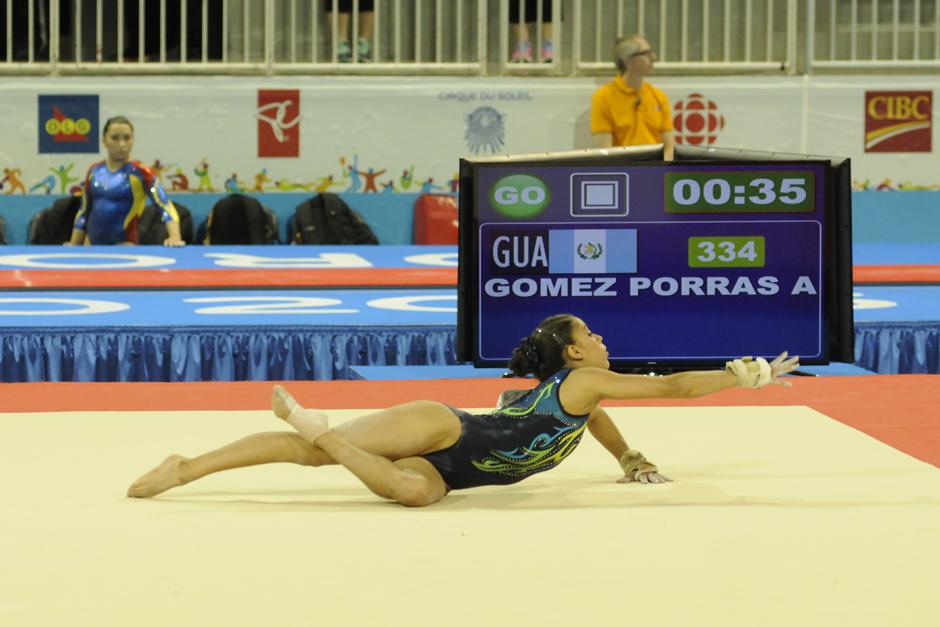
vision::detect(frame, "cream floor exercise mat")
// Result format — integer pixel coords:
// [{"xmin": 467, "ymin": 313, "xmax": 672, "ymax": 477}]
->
[{"xmin": 1, "ymin": 406, "xmax": 937, "ymax": 627}]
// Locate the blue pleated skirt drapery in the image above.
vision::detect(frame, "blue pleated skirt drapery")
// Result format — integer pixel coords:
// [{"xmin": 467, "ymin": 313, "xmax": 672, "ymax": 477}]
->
[
  {"xmin": 1, "ymin": 323, "xmax": 936, "ymax": 381},
  {"xmin": 0, "ymin": 326, "xmax": 457, "ymax": 382}
]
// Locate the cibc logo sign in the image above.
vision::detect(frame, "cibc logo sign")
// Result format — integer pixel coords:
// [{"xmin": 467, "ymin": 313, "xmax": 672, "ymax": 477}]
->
[
  {"xmin": 489, "ymin": 174, "xmax": 551, "ymax": 218},
  {"xmin": 865, "ymin": 91, "xmax": 932, "ymax": 152}
]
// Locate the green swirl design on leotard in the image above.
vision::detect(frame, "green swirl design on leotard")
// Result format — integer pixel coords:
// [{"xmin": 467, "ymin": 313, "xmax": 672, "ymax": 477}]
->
[
  {"xmin": 470, "ymin": 424, "xmax": 587, "ymax": 477},
  {"xmin": 472, "ymin": 378, "xmax": 588, "ymax": 477}
]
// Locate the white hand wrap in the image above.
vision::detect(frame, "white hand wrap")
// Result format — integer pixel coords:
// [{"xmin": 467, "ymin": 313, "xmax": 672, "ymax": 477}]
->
[
  {"xmin": 619, "ymin": 449, "xmax": 658, "ymax": 479},
  {"xmin": 725, "ymin": 357, "xmax": 773, "ymax": 389}
]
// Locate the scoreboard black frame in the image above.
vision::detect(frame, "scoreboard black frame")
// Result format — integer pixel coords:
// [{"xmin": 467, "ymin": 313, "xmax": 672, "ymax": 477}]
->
[{"xmin": 457, "ymin": 145, "xmax": 854, "ymax": 371}]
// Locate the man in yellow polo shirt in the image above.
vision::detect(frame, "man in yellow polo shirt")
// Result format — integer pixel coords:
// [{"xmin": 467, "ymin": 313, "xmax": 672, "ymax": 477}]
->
[{"xmin": 590, "ymin": 35, "xmax": 675, "ymax": 159}]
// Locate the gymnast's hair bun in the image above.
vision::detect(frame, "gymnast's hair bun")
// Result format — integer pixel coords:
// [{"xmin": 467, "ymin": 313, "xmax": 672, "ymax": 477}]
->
[{"xmin": 508, "ymin": 337, "xmax": 540, "ymax": 377}]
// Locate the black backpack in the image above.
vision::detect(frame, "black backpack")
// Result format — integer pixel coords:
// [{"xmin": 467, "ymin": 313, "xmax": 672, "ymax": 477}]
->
[
  {"xmin": 292, "ymin": 193, "xmax": 378, "ymax": 245},
  {"xmin": 137, "ymin": 202, "xmax": 194, "ymax": 245},
  {"xmin": 28, "ymin": 196, "xmax": 82, "ymax": 245},
  {"xmin": 202, "ymin": 194, "xmax": 278, "ymax": 244}
]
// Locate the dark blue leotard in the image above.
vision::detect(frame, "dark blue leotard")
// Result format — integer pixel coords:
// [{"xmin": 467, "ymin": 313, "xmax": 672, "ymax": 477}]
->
[{"xmin": 422, "ymin": 369, "xmax": 590, "ymax": 490}]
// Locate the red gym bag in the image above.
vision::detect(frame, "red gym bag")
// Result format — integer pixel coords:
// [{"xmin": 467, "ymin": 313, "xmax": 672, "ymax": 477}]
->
[{"xmin": 413, "ymin": 194, "xmax": 458, "ymax": 244}]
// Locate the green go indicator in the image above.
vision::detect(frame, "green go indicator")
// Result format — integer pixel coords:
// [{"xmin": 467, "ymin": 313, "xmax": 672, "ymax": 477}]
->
[
  {"xmin": 689, "ymin": 236, "xmax": 766, "ymax": 267},
  {"xmin": 665, "ymin": 171, "xmax": 815, "ymax": 213}
]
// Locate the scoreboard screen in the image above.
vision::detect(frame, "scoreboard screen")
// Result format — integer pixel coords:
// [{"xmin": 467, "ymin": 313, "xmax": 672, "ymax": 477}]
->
[{"xmin": 457, "ymin": 149, "xmax": 853, "ymax": 369}]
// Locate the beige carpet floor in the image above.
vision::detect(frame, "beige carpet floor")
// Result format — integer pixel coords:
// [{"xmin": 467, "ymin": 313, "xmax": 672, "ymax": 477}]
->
[{"xmin": 1, "ymin": 406, "xmax": 938, "ymax": 627}]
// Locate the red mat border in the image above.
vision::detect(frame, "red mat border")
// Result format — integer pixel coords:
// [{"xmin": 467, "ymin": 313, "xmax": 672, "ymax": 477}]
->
[
  {"xmin": 0, "ymin": 267, "xmax": 458, "ymax": 289},
  {"xmin": 1, "ymin": 375, "xmax": 937, "ymax": 467},
  {"xmin": 854, "ymin": 264, "xmax": 940, "ymax": 284},
  {"xmin": 2, "ymin": 264, "xmax": 936, "ymax": 288}
]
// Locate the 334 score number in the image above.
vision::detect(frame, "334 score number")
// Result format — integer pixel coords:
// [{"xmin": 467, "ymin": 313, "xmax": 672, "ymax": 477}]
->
[
  {"xmin": 665, "ymin": 171, "xmax": 815, "ymax": 213},
  {"xmin": 688, "ymin": 236, "xmax": 765, "ymax": 267}
]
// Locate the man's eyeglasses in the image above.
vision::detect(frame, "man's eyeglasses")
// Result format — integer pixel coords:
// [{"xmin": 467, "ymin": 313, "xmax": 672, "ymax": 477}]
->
[{"xmin": 629, "ymin": 49, "xmax": 655, "ymax": 58}]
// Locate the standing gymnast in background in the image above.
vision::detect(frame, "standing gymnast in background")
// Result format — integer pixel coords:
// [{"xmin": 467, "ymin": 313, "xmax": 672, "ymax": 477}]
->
[
  {"xmin": 128, "ymin": 314, "xmax": 798, "ymax": 506},
  {"xmin": 68, "ymin": 116, "xmax": 184, "ymax": 246}
]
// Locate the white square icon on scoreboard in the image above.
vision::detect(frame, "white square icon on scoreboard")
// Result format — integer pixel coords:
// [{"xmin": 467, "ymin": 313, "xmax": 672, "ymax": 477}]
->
[
  {"xmin": 584, "ymin": 183, "xmax": 615, "ymax": 208},
  {"xmin": 570, "ymin": 173, "xmax": 629, "ymax": 217}
]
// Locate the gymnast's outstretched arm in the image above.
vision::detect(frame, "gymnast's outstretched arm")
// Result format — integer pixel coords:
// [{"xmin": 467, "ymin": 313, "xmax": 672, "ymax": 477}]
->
[{"xmin": 561, "ymin": 353, "xmax": 800, "ymax": 415}]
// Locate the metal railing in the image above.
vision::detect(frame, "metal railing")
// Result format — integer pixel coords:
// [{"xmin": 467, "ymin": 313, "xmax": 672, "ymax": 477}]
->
[
  {"xmin": 807, "ymin": 0, "xmax": 940, "ymax": 70},
  {"xmin": 269, "ymin": 0, "xmax": 488, "ymax": 74},
  {"xmin": 2, "ymin": 1, "xmax": 939, "ymax": 75},
  {"xmin": 0, "ymin": 0, "xmax": 488, "ymax": 75},
  {"xmin": 573, "ymin": 0, "xmax": 798, "ymax": 73}
]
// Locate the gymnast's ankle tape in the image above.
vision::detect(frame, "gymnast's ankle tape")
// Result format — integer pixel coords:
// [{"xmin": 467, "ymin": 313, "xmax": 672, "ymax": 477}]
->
[{"xmin": 286, "ymin": 405, "xmax": 328, "ymax": 442}]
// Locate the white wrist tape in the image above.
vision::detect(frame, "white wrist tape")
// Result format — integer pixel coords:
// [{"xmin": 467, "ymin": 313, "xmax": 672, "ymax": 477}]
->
[
  {"xmin": 755, "ymin": 358, "xmax": 772, "ymax": 387},
  {"xmin": 619, "ymin": 449, "xmax": 658, "ymax": 479},
  {"xmin": 725, "ymin": 357, "xmax": 773, "ymax": 389}
]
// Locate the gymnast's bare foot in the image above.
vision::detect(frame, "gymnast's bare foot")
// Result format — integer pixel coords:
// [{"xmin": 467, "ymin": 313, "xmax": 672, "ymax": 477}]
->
[
  {"xmin": 272, "ymin": 385, "xmax": 329, "ymax": 442},
  {"xmin": 127, "ymin": 455, "xmax": 188, "ymax": 498},
  {"xmin": 271, "ymin": 384, "xmax": 299, "ymax": 420}
]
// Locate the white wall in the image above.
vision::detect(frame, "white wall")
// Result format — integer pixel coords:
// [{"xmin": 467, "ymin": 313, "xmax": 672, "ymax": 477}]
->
[{"xmin": 0, "ymin": 74, "xmax": 936, "ymax": 197}]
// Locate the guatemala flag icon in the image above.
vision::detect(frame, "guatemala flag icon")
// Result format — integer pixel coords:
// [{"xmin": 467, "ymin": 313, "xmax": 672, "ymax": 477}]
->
[{"xmin": 548, "ymin": 229, "xmax": 637, "ymax": 274}]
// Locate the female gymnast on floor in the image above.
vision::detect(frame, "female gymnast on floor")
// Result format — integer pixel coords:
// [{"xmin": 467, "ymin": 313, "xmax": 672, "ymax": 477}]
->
[
  {"xmin": 128, "ymin": 314, "xmax": 799, "ymax": 506},
  {"xmin": 68, "ymin": 116, "xmax": 184, "ymax": 246}
]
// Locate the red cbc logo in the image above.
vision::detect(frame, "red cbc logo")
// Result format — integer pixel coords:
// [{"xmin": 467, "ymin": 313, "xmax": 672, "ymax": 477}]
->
[
  {"xmin": 673, "ymin": 93, "xmax": 725, "ymax": 145},
  {"xmin": 257, "ymin": 89, "xmax": 300, "ymax": 158},
  {"xmin": 865, "ymin": 91, "xmax": 931, "ymax": 153}
]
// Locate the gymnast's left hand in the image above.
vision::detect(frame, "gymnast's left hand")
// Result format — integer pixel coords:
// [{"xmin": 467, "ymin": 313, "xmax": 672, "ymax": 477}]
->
[
  {"xmin": 617, "ymin": 470, "xmax": 672, "ymax": 484},
  {"xmin": 163, "ymin": 237, "xmax": 185, "ymax": 247}
]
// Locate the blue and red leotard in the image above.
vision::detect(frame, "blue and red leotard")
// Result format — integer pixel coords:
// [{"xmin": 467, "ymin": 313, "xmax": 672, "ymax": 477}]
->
[{"xmin": 73, "ymin": 160, "xmax": 179, "ymax": 244}]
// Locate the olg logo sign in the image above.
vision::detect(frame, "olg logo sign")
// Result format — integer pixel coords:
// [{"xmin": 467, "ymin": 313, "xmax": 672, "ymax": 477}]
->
[{"xmin": 489, "ymin": 174, "xmax": 551, "ymax": 218}]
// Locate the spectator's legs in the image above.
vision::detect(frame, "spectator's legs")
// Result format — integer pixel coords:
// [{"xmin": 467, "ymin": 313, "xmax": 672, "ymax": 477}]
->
[
  {"xmin": 356, "ymin": 11, "xmax": 374, "ymax": 61},
  {"xmin": 325, "ymin": 11, "xmax": 352, "ymax": 61},
  {"xmin": 511, "ymin": 23, "xmax": 532, "ymax": 63},
  {"xmin": 357, "ymin": 11, "xmax": 374, "ymax": 38},
  {"xmin": 336, "ymin": 12, "xmax": 350, "ymax": 37},
  {"xmin": 540, "ymin": 22, "xmax": 554, "ymax": 62}
]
